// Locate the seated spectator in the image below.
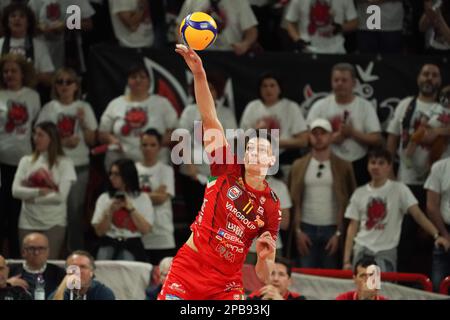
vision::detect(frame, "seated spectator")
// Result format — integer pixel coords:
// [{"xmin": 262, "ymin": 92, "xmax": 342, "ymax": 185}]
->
[
  {"xmin": 419, "ymin": 0, "xmax": 450, "ymax": 54},
  {"xmin": 36, "ymin": 67, "xmax": 98, "ymax": 253},
  {"xmin": 355, "ymin": 0, "xmax": 404, "ymax": 54},
  {"xmin": 51, "ymin": 250, "xmax": 115, "ymax": 300},
  {"xmin": 176, "ymin": 0, "xmax": 259, "ymax": 55},
  {"xmin": 98, "ymin": 64, "xmax": 178, "ymax": 170},
  {"xmin": 12, "ymin": 122, "xmax": 77, "ymax": 259},
  {"xmin": 284, "ymin": 0, "xmax": 358, "ymax": 54},
  {"xmin": 0, "ymin": 254, "xmax": 31, "ymax": 300},
  {"xmin": 7, "ymin": 232, "xmax": 65, "ymax": 299},
  {"xmin": 108, "ymin": 0, "xmax": 154, "ymax": 48},
  {"xmin": 145, "ymin": 256, "xmax": 173, "ymax": 300},
  {"xmin": 336, "ymin": 257, "xmax": 387, "ymax": 300},
  {"xmin": 240, "ymin": 72, "xmax": 308, "ymax": 167},
  {"xmin": 136, "ymin": 129, "xmax": 176, "ymax": 265},
  {"xmin": 247, "ymin": 257, "xmax": 306, "ymax": 300},
  {"xmin": 0, "ymin": 3, "xmax": 55, "ymax": 86},
  {"xmin": 91, "ymin": 158, "xmax": 154, "ymax": 262},
  {"xmin": 0, "ymin": 53, "xmax": 40, "ymax": 258},
  {"xmin": 343, "ymin": 148, "xmax": 450, "ymax": 272}
]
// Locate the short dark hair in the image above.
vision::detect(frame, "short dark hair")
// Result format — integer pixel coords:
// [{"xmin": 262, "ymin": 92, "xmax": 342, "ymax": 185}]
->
[
  {"xmin": 275, "ymin": 257, "xmax": 293, "ymax": 278},
  {"xmin": 1, "ymin": 3, "xmax": 37, "ymax": 37},
  {"xmin": 67, "ymin": 250, "xmax": 96, "ymax": 271},
  {"xmin": 332, "ymin": 63, "xmax": 357, "ymax": 80},
  {"xmin": 107, "ymin": 158, "xmax": 141, "ymax": 197},
  {"xmin": 353, "ymin": 256, "xmax": 378, "ymax": 275},
  {"xmin": 127, "ymin": 64, "xmax": 150, "ymax": 80},
  {"xmin": 368, "ymin": 147, "xmax": 393, "ymax": 164},
  {"xmin": 257, "ymin": 72, "xmax": 283, "ymax": 101},
  {"xmin": 141, "ymin": 128, "xmax": 162, "ymax": 145}
]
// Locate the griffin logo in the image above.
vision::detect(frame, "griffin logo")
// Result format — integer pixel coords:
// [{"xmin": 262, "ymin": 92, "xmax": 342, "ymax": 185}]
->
[
  {"xmin": 366, "ymin": 197, "xmax": 387, "ymax": 230},
  {"xmin": 121, "ymin": 107, "xmax": 148, "ymax": 136},
  {"xmin": 5, "ymin": 101, "xmax": 28, "ymax": 133},
  {"xmin": 57, "ymin": 115, "xmax": 76, "ymax": 138}
]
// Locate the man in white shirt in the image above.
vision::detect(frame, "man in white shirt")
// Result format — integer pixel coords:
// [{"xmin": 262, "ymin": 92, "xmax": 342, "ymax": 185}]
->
[
  {"xmin": 343, "ymin": 148, "xmax": 449, "ymax": 272},
  {"xmin": 307, "ymin": 63, "xmax": 382, "ymax": 186},
  {"xmin": 285, "ymin": 0, "xmax": 358, "ymax": 54},
  {"xmin": 425, "ymin": 158, "xmax": 450, "ymax": 292}
]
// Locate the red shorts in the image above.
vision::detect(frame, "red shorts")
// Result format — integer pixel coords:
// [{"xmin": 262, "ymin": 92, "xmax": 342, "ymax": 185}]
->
[{"xmin": 157, "ymin": 244, "xmax": 245, "ymax": 300}]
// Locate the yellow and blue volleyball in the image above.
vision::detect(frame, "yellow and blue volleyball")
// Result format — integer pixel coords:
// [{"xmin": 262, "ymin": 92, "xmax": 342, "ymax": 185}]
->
[{"xmin": 179, "ymin": 12, "xmax": 218, "ymax": 51}]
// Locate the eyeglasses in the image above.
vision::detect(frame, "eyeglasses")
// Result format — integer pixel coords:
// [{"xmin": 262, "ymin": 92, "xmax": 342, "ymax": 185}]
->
[
  {"xmin": 316, "ymin": 163, "xmax": 325, "ymax": 178},
  {"xmin": 24, "ymin": 246, "xmax": 48, "ymax": 253},
  {"xmin": 55, "ymin": 79, "xmax": 75, "ymax": 86}
]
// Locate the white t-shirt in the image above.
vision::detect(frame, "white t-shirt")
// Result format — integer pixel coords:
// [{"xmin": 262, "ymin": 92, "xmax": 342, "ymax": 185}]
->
[
  {"xmin": 424, "ymin": 159, "xmax": 450, "ymax": 225},
  {"xmin": 28, "ymin": 0, "xmax": 95, "ymax": 68},
  {"xmin": 91, "ymin": 192, "xmax": 155, "ymax": 239},
  {"xmin": 99, "ymin": 95, "xmax": 178, "ymax": 162},
  {"xmin": 386, "ymin": 96, "xmax": 444, "ymax": 185},
  {"xmin": 109, "ymin": 0, "xmax": 153, "ymax": 48},
  {"xmin": 0, "ymin": 37, "xmax": 55, "ymax": 73},
  {"xmin": 13, "ymin": 154, "xmax": 77, "ymax": 230},
  {"xmin": 178, "ymin": 102, "xmax": 238, "ymax": 178},
  {"xmin": 135, "ymin": 161, "xmax": 175, "ymax": 249},
  {"xmin": 307, "ymin": 94, "xmax": 381, "ymax": 161},
  {"xmin": 356, "ymin": 1, "xmax": 403, "ymax": 31},
  {"xmin": 0, "ymin": 87, "xmax": 41, "ymax": 166},
  {"xmin": 285, "ymin": 0, "xmax": 357, "ymax": 54},
  {"xmin": 177, "ymin": 0, "xmax": 258, "ymax": 51},
  {"xmin": 36, "ymin": 100, "xmax": 98, "ymax": 166},
  {"xmin": 302, "ymin": 158, "xmax": 338, "ymax": 226},
  {"xmin": 249, "ymin": 176, "xmax": 291, "ymax": 252},
  {"xmin": 345, "ymin": 180, "xmax": 417, "ymax": 253}
]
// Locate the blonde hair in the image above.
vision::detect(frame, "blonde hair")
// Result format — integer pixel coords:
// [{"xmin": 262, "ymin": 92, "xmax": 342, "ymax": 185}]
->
[{"xmin": 51, "ymin": 67, "xmax": 82, "ymax": 100}]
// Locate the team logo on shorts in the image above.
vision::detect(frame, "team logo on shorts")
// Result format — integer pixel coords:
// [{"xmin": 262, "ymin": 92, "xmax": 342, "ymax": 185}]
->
[{"xmin": 227, "ymin": 186, "xmax": 242, "ymax": 201}]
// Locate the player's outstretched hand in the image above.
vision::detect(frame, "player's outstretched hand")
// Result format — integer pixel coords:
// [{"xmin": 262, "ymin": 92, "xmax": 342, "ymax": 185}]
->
[
  {"xmin": 256, "ymin": 231, "xmax": 276, "ymax": 260},
  {"xmin": 175, "ymin": 44, "xmax": 204, "ymax": 75}
]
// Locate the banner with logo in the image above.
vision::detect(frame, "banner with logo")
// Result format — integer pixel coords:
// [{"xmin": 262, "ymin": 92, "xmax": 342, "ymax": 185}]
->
[{"xmin": 87, "ymin": 43, "xmax": 449, "ymax": 130}]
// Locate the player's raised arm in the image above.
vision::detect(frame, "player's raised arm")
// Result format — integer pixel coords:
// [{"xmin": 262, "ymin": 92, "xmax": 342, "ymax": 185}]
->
[{"xmin": 175, "ymin": 44, "xmax": 227, "ymax": 152}]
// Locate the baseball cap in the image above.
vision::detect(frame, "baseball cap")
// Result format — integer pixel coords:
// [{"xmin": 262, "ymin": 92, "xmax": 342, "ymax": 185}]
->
[{"xmin": 309, "ymin": 118, "xmax": 332, "ymax": 132}]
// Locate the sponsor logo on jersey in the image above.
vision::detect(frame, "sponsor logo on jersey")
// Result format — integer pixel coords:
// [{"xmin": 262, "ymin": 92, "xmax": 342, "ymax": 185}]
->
[
  {"xmin": 226, "ymin": 221, "xmax": 244, "ymax": 238},
  {"xmin": 168, "ymin": 282, "xmax": 186, "ymax": 294},
  {"xmin": 257, "ymin": 206, "xmax": 264, "ymax": 216},
  {"xmin": 270, "ymin": 190, "xmax": 278, "ymax": 202},
  {"xmin": 227, "ymin": 186, "xmax": 242, "ymax": 201},
  {"xmin": 242, "ymin": 199, "xmax": 254, "ymax": 215},
  {"xmin": 225, "ymin": 202, "xmax": 257, "ymax": 230},
  {"xmin": 215, "ymin": 243, "xmax": 235, "ymax": 263},
  {"xmin": 216, "ymin": 228, "xmax": 244, "ymax": 245}
]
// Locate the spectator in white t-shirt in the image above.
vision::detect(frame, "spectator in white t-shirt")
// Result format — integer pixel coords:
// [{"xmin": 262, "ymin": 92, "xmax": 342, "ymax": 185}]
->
[
  {"xmin": 307, "ymin": 63, "xmax": 382, "ymax": 186},
  {"xmin": 343, "ymin": 148, "xmax": 449, "ymax": 272},
  {"xmin": 240, "ymin": 72, "xmax": 308, "ymax": 166},
  {"xmin": 0, "ymin": 3, "xmax": 55, "ymax": 86},
  {"xmin": 91, "ymin": 158, "xmax": 154, "ymax": 262},
  {"xmin": 136, "ymin": 129, "xmax": 176, "ymax": 265},
  {"xmin": 178, "ymin": 75, "xmax": 237, "ymax": 221},
  {"xmin": 98, "ymin": 64, "xmax": 178, "ymax": 170},
  {"xmin": 425, "ymin": 158, "xmax": 450, "ymax": 292},
  {"xmin": 355, "ymin": 0, "xmax": 404, "ymax": 54},
  {"xmin": 28, "ymin": 0, "xmax": 95, "ymax": 70},
  {"xmin": 284, "ymin": 0, "xmax": 358, "ymax": 54},
  {"xmin": 36, "ymin": 67, "xmax": 98, "ymax": 253},
  {"xmin": 0, "ymin": 53, "xmax": 40, "ymax": 258},
  {"xmin": 12, "ymin": 121, "xmax": 77, "ymax": 259},
  {"xmin": 109, "ymin": 0, "xmax": 154, "ymax": 48},
  {"xmin": 176, "ymin": 0, "xmax": 259, "ymax": 55}
]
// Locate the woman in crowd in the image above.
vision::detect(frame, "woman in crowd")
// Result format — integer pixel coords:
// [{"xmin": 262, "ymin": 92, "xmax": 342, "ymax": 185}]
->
[
  {"xmin": 91, "ymin": 158, "xmax": 154, "ymax": 262},
  {"xmin": 12, "ymin": 121, "xmax": 76, "ymax": 259}
]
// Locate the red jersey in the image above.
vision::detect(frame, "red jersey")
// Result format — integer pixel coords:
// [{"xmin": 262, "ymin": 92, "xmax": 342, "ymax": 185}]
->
[
  {"xmin": 190, "ymin": 145, "xmax": 281, "ymax": 276},
  {"xmin": 336, "ymin": 291, "xmax": 387, "ymax": 300}
]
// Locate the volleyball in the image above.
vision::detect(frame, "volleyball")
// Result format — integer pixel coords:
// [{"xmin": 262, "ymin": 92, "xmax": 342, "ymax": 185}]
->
[{"xmin": 179, "ymin": 12, "xmax": 218, "ymax": 51}]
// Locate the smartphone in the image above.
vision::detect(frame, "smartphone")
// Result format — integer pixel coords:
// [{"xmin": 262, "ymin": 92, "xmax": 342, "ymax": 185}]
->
[{"xmin": 114, "ymin": 191, "xmax": 126, "ymax": 200}]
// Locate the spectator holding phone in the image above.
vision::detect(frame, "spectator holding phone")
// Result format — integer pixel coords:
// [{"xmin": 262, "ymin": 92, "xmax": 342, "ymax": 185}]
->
[{"xmin": 91, "ymin": 158, "xmax": 154, "ymax": 262}]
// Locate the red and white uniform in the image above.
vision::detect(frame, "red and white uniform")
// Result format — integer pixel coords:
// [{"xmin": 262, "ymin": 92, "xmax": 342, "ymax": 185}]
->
[{"xmin": 159, "ymin": 145, "xmax": 281, "ymax": 300}]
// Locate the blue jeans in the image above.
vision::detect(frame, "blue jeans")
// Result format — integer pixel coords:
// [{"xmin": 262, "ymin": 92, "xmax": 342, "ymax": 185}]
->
[
  {"xmin": 298, "ymin": 223, "xmax": 339, "ymax": 269},
  {"xmin": 431, "ymin": 225, "xmax": 450, "ymax": 293}
]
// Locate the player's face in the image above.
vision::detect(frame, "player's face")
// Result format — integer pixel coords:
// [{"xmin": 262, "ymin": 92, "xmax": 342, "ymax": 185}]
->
[
  {"xmin": 140, "ymin": 134, "xmax": 160, "ymax": 161},
  {"xmin": 269, "ymin": 263, "xmax": 291, "ymax": 295},
  {"xmin": 309, "ymin": 128, "xmax": 331, "ymax": 151},
  {"xmin": 417, "ymin": 64, "xmax": 441, "ymax": 97},
  {"xmin": 67, "ymin": 255, "xmax": 94, "ymax": 288},
  {"xmin": 244, "ymin": 137, "xmax": 274, "ymax": 175},
  {"xmin": 128, "ymin": 71, "xmax": 150, "ymax": 95},
  {"xmin": 331, "ymin": 70, "xmax": 355, "ymax": 98},
  {"xmin": 367, "ymin": 157, "xmax": 391, "ymax": 181},
  {"xmin": 260, "ymin": 78, "xmax": 281, "ymax": 105},
  {"xmin": 2, "ymin": 61, "xmax": 23, "ymax": 90}
]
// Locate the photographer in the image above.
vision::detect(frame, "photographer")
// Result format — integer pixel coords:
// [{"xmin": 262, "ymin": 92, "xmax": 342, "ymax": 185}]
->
[{"xmin": 91, "ymin": 159, "xmax": 154, "ymax": 262}]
